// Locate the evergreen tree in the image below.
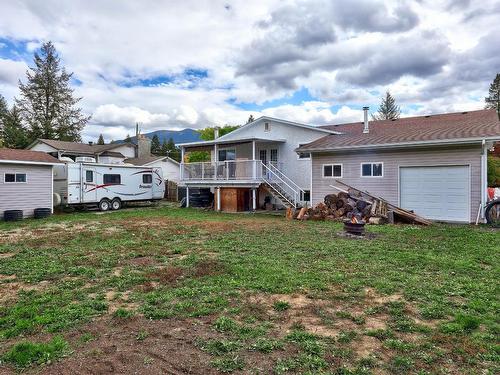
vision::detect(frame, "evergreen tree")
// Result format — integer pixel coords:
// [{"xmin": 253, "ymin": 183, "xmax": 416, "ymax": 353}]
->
[
  {"xmin": 2, "ymin": 105, "xmax": 29, "ymax": 149},
  {"xmin": 485, "ymin": 73, "xmax": 500, "ymax": 120},
  {"xmin": 124, "ymin": 134, "xmax": 132, "ymax": 143},
  {"xmin": 247, "ymin": 114, "xmax": 255, "ymax": 123},
  {"xmin": 160, "ymin": 139, "xmax": 169, "ymax": 156},
  {"xmin": 16, "ymin": 41, "xmax": 90, "ymax": 143},
  {"xmin": 0, "ymin": 94, "xmax": 8, "ymax": 146},
  {"xmin": 151, "ymin": 134, "xmax": 161, "ymax": 155},
  {"xmin": 166, "ymin": 137, "xmax": 180, "ymax": 161},
  {"xmin": 372, "ymin": 91, "xmax": 401, "ymax": 121},
  {"xmin": 97, "ymin": 134, "xmax": 105, "ymax": 145}
]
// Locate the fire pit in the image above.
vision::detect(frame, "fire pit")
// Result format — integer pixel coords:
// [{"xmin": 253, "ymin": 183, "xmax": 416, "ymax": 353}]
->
[{"xmin": 343, "ymin": 217, "xmax": 366, "ymax": 236}]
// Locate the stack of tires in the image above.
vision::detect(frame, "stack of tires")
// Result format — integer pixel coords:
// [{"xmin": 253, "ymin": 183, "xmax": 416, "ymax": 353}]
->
[
  {"xmin": 3, "ymin": 210, "xmax": 23, "ymax": 222},
  {"xmin": 189, "ymin": 188, "xmax": 214, "ymax": 207}
]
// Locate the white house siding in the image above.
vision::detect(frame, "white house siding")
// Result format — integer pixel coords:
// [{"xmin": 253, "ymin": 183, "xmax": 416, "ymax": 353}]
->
[
  {"xmin": 30, "ymin": 143, "xmax": 58, "ymax": 153},
  {"xmin": 0, "ymin": 163, "xmax": 53, "ymax": 218},
  {"xmin": 147, "ymin": 159, "xmax": 180, "ymax": 183},
  {"xmin": 217, "ymin": 120, "xmax": 328, "ymax": 190},
  {"xmin": 311, "ymin": 145, "xmax": 482, "ymax": 223},
  {"xmin": 110, "ymin": 144, "xmax": 136, "ymax": 158}
]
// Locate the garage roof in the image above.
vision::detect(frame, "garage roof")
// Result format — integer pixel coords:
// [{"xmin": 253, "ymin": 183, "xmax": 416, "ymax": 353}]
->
[{"xmin": 297, "ymin": 109, "xmax": 500, "ymax": 152}]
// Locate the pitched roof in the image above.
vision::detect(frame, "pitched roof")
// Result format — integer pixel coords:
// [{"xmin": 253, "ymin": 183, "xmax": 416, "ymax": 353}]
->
[
  {"xmin": 0, "ymin": 148, "xmax": 62, "ymax": 164},
  {"xmin": 125, "ymin": 155, "xmax": 179, "ymax": 166},
  {"xmin": 298, "ymin": 109, "xmax": 500, "ymax": 152},
  {"xmin": 33, "ymin": 139, "xmax": 135, "ymax": 154}
]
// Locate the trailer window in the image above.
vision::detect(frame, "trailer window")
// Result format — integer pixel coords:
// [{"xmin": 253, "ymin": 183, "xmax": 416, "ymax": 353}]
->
[
  {"xmin": 103, "ymin": 174, "xmax": 121, "ymax": 185},
  {"xmin": 142, "ymin": 174, "xmax": 152, "ymax": 183},
  {"xmin": 85, "ymin": 170, "xmax": 93, "ymax": 182}
]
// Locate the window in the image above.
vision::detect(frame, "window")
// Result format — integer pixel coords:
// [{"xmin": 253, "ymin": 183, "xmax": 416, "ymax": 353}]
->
[
  {"xmin": 270, "ymin": 149, "xmax": 278, "ymax": 163},
  {"xmin": 301, "ymin": 190, "xmax": 311, "ymax": 201},
  {"xmin": 264, "ymin": 122, "xmax": 270, "ymax": 132},
  {"xmin": 4, "ymin": 173, "xmax": 26, "ymax": 183},
  {"xmin": 103, "ymin": 174, "xmax": 121, "ymax": 184},
  {"xmin": 297, "ymin": 144, "xmax": 311, "ymax": 159},
  {"xmin": 218, "ymin": 149, "xmax": 236, "ymax": 161},
  {"xmin": 85, "ymin": 170, "xmax": 93, "ymax": 182},
  {"xmin": 142, "ymin": 174, "xmax": 153, "ymax": 183},
  {"xmin": 323, "ymin": 164, "xmax": 342, "ymax": 178},
  {"xmin": 361, "ymin": 163, "xmax": 383, "ymax": 177}
]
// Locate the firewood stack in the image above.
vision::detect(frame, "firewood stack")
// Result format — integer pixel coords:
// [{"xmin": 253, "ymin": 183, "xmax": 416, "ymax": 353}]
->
[
  {"xmin": 294, "ymin": 181, "xmax": 431, "ymax": 225},
  {"xmin": 297, "ymin": 191, "xmax": 374, "ymax": 222}
]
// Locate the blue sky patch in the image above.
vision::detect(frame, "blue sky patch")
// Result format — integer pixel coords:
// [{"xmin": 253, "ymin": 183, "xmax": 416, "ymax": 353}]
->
[{"xmin": 0, "ymin": 37, "xmax": 34, "ymax": 61}]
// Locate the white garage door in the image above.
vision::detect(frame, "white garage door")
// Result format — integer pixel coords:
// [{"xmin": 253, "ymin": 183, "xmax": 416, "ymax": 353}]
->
[{"xmin": 400, "ymin": 165, "xmax": 469, "ymax": 222}]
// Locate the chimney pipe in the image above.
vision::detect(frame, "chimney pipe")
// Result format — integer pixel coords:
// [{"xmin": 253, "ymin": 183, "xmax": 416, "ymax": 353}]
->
[
  {"xmin": 363, "ymin": 106, "xmax": 369, "ymax": 134},
  {"xmin": 88, "ymin": 141, "xmax": 93, "ymax": 146},
  {"xmin": 214, "ymin": 127, "xmax": 220, "ymax": 139}
]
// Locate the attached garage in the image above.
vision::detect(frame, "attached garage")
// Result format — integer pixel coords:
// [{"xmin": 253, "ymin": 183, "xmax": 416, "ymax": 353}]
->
[{"xmin": 400, "ymin": 165, "xmax": 470, "ymax": 222}]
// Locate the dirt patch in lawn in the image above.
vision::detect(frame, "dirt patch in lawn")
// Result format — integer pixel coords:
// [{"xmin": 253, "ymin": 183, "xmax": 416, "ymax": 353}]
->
[
  {"xmin": 0, "ymin": 221, "xmax": 103, "ymax": 244},
  {"xmin": 1, "ymin": 315, "xmax": 284, "ymax": 375},
  {"xmin": 0, "ymin": 276, "xmax": 48, "ymax": 303}
]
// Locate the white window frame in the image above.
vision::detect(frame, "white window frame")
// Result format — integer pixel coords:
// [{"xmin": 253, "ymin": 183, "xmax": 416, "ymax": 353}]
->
[
  {"xmin": 322, "ymin": 163, "xmax": 343, "ymax": 178},
  {"xmin": 360, "ymin": 162, "xmax": 384, "ymax": 178},
  {"xmin": 297, "ymin": 144, "xmax": 311, "ymax": 160},
  {"xmin": 3, "ymin": 172, "xmax": 28, "ymax": 183}
]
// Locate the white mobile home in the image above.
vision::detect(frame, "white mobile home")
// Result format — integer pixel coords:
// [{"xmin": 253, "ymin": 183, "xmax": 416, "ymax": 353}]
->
[
  {"xmin": 0, "ymin": 149, "xmax": 61, "ymax": 219},
  {"xmin": 53, "ymin": 161, "xmax": 165, "ymax": 211}
]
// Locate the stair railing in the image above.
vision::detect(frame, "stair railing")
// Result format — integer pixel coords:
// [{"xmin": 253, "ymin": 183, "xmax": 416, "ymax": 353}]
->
[{"xmin": 260, "ymin": 161, "xmax": 304, "ymax": 208}]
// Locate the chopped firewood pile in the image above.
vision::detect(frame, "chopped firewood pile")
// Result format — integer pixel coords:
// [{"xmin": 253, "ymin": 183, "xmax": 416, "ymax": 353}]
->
[{"xmin": 293, "ymin": 181, "xmax": 431, "ymax": 225}]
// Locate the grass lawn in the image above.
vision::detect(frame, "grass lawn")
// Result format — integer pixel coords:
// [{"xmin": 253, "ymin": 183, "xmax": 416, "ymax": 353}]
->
[{"xmin": 0, "ymin": 206, "xmax": 498, "ymax": 374}]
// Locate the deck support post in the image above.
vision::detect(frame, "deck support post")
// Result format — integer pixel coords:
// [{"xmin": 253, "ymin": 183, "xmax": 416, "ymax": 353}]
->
[
  {"xmin": 252, "ymin": 140, "xmax": 256, "ymax": 179},
  {"xmin": 216, "ymin": 187, "xmax": 221, "ymax": 211},
  {"xmin": 252, "ymin": 188, "xmax": 257, "ymax": 211},
  {"xmin": 214, "ymin": 143, "xmax": 218, "ymax": 180},
  {"xmin": 186, "ymin": 186, "xmax": 190, "ymax": 208}
]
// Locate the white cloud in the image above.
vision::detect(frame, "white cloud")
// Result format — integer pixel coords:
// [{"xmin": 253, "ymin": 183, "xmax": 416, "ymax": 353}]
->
[
  {"xmin": 262, "ymin": 102, "xmax": 363, "ymax": 125},
  {"xmin": 0, "ymin": 0, "xmax": 497, "ymax": 141}
]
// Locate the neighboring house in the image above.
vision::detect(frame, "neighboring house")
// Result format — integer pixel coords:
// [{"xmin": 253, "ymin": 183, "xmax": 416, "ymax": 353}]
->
[
  {"xmin": 178, "ymin": 116, "xmax": 338, "ymax": 211},
  {"xmin": 125, "ymin": 155, "xmax": 180, "ymax": 183},
  {"xmin": 28, "ymin": 139, "xmax": 136, "ymax": 163},
  {"xmin": 297, "ymin": 108, "xmax": 500, "ymax": 223},
  {"xmin": 0, "ymin": 148, "xmax": 61, "ymax": 218}
]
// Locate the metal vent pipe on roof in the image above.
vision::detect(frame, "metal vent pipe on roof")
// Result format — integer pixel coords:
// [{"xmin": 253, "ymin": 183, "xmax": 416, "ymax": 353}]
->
[
  {"xmin": 214, "ymin": 127, "xmax": 220, "ymax": 139},
  {"xmin": 363, "ymin": 106, "xmax": 369, "ymax": 134}
]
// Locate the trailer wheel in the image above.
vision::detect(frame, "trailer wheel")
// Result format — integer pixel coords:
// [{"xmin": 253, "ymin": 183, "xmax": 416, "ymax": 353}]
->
[
  {"xmin": 111, "ymin": 198, "xmax": 122, "ymax": 210},
  {"xmin": 99, "ymin": 199, "xmax": 111, "ymax": 211}
]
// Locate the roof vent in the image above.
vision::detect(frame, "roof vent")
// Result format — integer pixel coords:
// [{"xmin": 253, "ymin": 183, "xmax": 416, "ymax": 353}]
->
[
  {"xmin": 462, "ymin": 111, "xmax": 468, "ymax": 114},
  {"xmin": 391, "ymin": 118, "xmax": 397, "ymax": 121},
  {"xmin": 425, "ymin": 115, "xmax": 431, "ymax": 118},
  {"xmin": 363, "ymin": 106, "xmax": 369, "ymax": 134}
]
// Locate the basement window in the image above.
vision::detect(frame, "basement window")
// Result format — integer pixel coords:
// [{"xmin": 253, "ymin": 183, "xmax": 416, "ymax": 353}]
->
[
  {"xmin": 4, "ymin": 173, "xmax": 27, "ymax": 183},
  {"xmin": 361, "ymin": 162, "xmax": 383, "ymax": 177},
  {"xmin": 301, "ymin": 190, "xmax": 311, "ymax": 201},
  {"xmin": 323, "ymin": 164, "xmax": 342, "ymax": 178}
]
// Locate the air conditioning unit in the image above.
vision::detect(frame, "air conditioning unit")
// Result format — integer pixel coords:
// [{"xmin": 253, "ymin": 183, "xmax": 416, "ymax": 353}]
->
[{"xmin": 75, "ymin": 156, "xmax": 96, "ymax": 163}]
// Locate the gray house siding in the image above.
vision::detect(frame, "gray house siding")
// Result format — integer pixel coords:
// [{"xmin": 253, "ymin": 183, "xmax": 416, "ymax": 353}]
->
[
  {"xmin": 0, "ymin": 163, "xmax": 53, "ymax": 218},
  {"xmin": 311, "ymin": 145, "xmax": 481, "ymax": 222}
]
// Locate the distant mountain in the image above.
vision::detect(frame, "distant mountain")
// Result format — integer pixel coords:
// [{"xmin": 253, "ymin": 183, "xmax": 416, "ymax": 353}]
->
[{"xmin": 115, "ymin": 128, "xmax": 202, "ymax": 145}]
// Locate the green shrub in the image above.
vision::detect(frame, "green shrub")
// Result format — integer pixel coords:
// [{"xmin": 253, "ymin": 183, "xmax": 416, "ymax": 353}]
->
[
  {"xmin": 2, "ymin": 336, "xmax": 69, "ymax": 368},
  {"xmin": 273, "ymin": 300, "xmax": 290, "ymax": 311},
  {"xmin": 488, "ymin": 156, "xmax": 500, "ymax": 186}
]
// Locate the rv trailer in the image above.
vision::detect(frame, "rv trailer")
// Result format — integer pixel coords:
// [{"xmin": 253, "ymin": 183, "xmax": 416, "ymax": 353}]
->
[{"xmin": 53, "ymin": 160, "xmax": 165, "ymax": 211}]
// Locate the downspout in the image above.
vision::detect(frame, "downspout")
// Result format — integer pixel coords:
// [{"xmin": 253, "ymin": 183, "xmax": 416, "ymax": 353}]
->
[{"xmin": 480, "ymin": 139, "xmax": 487, "ymax": 221}]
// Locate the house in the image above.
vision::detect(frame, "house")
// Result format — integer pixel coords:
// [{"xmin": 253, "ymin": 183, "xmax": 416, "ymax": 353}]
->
[
  {"xmin": 28, "ymin": 139, "xmax": 136, "ymax": 163},
  {"xmin": 178, "ymin": 116, "xmax": 339, "ymax": 211},
  {"xmin": 297, "ymin": 108, "xmax": 500, "ymax": 223},
  {"xmin": 0, "ymin": 148, "xmax": 62, "ymax": 219},
  {"xmin": 125, "ymin": 155, "xmax": 180, "ymax": 183}
]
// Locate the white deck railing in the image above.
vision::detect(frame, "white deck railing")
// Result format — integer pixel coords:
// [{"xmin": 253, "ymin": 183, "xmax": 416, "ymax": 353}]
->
[{"xmin": 181, "ymin": 160, "xmax": 263, "ymax": 181}]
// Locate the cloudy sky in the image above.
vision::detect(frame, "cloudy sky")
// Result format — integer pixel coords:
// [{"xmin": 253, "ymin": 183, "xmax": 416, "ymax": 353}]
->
[{"xmin": 0, "ymin": 0, "xmax": 499, "ymax": 142}]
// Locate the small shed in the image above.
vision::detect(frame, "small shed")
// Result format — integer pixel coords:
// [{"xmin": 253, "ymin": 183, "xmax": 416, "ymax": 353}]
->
[{"xmin": 0, "ymin": 148, "xmax": 61, "ymax": 219}]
